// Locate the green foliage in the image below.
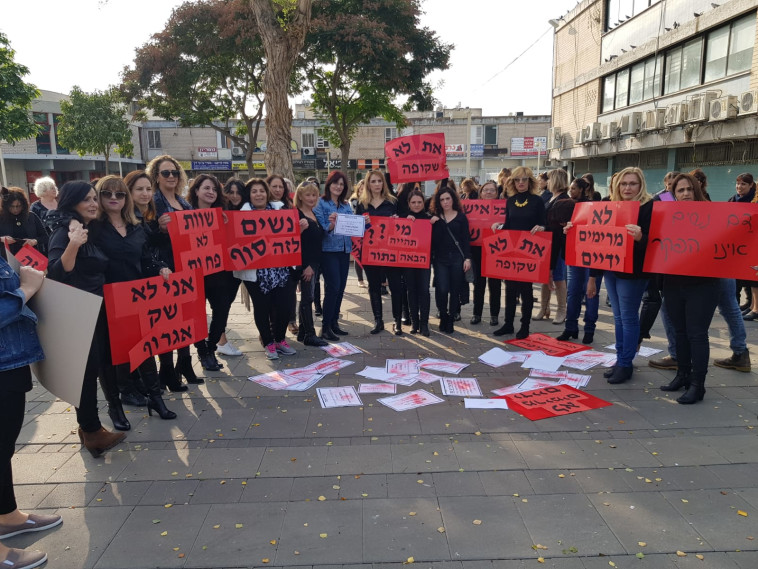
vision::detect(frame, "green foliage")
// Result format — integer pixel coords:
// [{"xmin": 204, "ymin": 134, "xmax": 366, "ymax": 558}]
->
[
  {"xmin": 0, "ymin": 32, "xmax": 40, "ymax": 143},
  {"xmin": 302, "ymin": 0, "xmax": 452, "ymax": 157},
  {"xmin": 57, "ymin": 86, "xmax": 134, "ymax": 160},
  {"xmin": 121, "ymin": 0, "xmax": 267, "ymax": 155}
]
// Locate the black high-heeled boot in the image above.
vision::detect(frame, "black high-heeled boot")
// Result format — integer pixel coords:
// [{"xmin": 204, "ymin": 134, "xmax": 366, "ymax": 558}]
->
[
  {"xmin": 393, "ymin": 319, "xmax": 403, "ymax": 335},
  {"xmin": 660, "ymin": 368, "xmax": 690, "ymax": 392},
  {"xmin": 107, "ymin": 398, "xmax": 131, "ymax": 431},
  {"xmin": 159, "ymin": 354, "xmax": 188, "ymax": 392},
  {"xmin": 677, "ymin": 373, "xmax": 705, "ymax": 404},
  {"xmin": 557, "ymin": 330, "xmax": 578, "ymax": 341},
  {"xmin": 177, "ymin": 353, "xmax": 203, "ymax": 384},
  {"xmin": 147, "ymin": 394, "xmax": 177, "ymax": 420},
  {"xmin": 100, "ymin": 365, "xmax": 131, "ymax": 431}
]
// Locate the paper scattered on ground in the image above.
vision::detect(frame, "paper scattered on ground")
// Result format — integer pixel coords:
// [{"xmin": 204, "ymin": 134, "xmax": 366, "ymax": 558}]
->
[
  {"xmin": 478, "ymin": 347, "xmax": 530, "ymax": 368},
  {"xmin": 357, "ymin": 366, "xmax": 398, "ymax": 381},
  {"xmin": 440, "ymin": 377, "xmax": 482, "ymax": 397},
  {"xmin": 377, "ymin": 389, "xmax": 445, "ymax": 411},
  {"xmin": 413, "ymin": 370, "xmax": 443, "ymax": 384},
  {"xmin": 320, "ymin": 342, "xmax": 362, "ymax": 357},
  {"xmin": 358, "ymin": 383, "xmax": 397, "ymax": 394},
  {"xmin": 604, "ymin": 344, "xmax": 663, "ymax": 358},
  {"xmin": 418, "ymin": 358, "xmax": 469, "ymax": 375},
  {"xmin": 521, "ymin": 352, "xmax": 565, "ymax": 372},
  {"xmin": 305, "ymin": 357, "xmax": 356, "ymax": 374},
  {"xmin": 386, "ymin": 359, "xmax": 420, "ymax": 375},
  {"xmin": 529, "ymin": 369, "xmax": 591, "ymax": 388},
  {"xmin": 248, "ymin": 370, "xmax": 324, "ymax": 391},
  {"xmin": 465, "ymin": 398, "xmax": 509, "ymax": 409},
  {"xmin": 317, "ymin": 386, "xmax": 363, "ymax": 408},
  {"xmin": 562, "ymin": 350, "xmax": 616, "ymax": 370}
]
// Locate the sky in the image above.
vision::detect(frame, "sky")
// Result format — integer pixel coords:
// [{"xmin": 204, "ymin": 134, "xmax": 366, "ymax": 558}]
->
[{"xmin": 2, "ymin": 0, "xmax": 580, "ymax": 117}]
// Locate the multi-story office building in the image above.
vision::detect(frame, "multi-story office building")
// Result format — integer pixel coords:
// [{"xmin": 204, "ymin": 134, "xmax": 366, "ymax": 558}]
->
[{"xmin": 548, "ymin": 0, "xmax": 758, "ymax": 200}]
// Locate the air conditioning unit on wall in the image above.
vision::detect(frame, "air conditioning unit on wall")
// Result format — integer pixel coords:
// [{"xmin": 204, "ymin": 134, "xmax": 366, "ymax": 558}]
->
[
  {"xmin": 619, "ymin": 112, "xmax": 642, "ymax": 134},
  {"xmin": 664, "ymin": 103, "xmax": 687, "ymax": 126},
  {"xmin": 709, "ymin": 95, "xmax": 738, "ymax": 121},
  {"xmin": 643, "ymin": 109, "xmax": 666, "ymax": 131},
  {"xmin": 739, "ymin": 90, "xmax": 758, "ymax": 115},
  {"xmin": 302, "ymin": 147, "xmax": 316, "ymax": 156},
  {"xmin": 547, "ymin": 127, "xmax": 562, "ymax": 150},
  {"xmin": 601, "ymin": 122, "xmax": 618, "ymax": 139},
  {"xmin": 581, "ymin": 122, "xmax": 601, "ymax": 143},
  {"xmin": 687, "ymin": 91, "xmax": 719, "ymax": 122},
  {"xmin": 231, "ymin": 146, "xmax": 245, "ymax": 157}
]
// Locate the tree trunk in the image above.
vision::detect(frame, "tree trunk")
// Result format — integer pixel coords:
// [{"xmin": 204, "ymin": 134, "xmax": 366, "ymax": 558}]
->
[
  {"xmin": 250, "ymin": 0, "xmax": 312, "ymax": 181},
  {"xmin": 339, "ymin": 140, "xmax": 351, "ymax": 172},
  {"xmin": 104, "ymin": 146, "xmax": 110, "ymax": 177}
]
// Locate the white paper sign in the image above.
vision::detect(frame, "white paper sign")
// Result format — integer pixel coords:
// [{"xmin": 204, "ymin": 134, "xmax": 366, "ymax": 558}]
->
[
  {"xmin": 334, "ymin": 213, "xmax": 366, "ymax": 237},
  {"xmin": 305, "ymin": 357, "xmax": 355, "ymax": 374},
  {"xmin": 418, "ymin": 358, "xmax": 469, "ymax": 375},
  {"xmin": 317, "ymin": 386, "xmax": 363, "ymax": 408},
  {"xmin": 440, "ymin": 377, "xmax": 482, "ymax": 397},
  {"xmin": 386, "ymin": 359, "xmax": 420, "ymax": 375},
  {"xmin": 358, "ymin": 383, "xmax": 397, "ymax": 394},
  {"xmin": 377, "ymin": 389, "xmax": 444, "ymax": 411},
  {"xmin": 465, "ymin": 398, "xmax": 509, "ymax": 410},
  {"xmin": 320, "ymin": 342, "xmax": 362, "ymax": 357},
  {"xmin": 478, "ymin": 347, "xmax": 529, "ymax": 368},
  {"xmin": 413, "ymin": 371, "xmax": 443, "ymax": 384},
  {"xmin": 521, "ymin": 352, "xmax": 565, "ymax": 372}
]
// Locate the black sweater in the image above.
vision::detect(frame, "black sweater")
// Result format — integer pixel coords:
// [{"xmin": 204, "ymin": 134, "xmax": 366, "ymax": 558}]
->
[
  {"xmin": 0, "ymin": 212, "xmax": 49, "ymax": 257},
  {"xmin": 502, "ymin": 192, "xmax": 546, "ymax": 231},
  {"xmin": 355, "ymin": 199, "xmax": 397, "ymax": 218},
  {"xmin": 48, "ymin": 221, "xmax": 108, "ymax": 296},
  {"xmin": 432, "ymin": 211, "xmax": 471, "ymax": 264},
  {"xmin": 299, "ymin": 209, "xmax": 324, "ymax": 272},
  {"xmin": 94, "ymin": 221, "xmax": 166, "ymax": 284}
]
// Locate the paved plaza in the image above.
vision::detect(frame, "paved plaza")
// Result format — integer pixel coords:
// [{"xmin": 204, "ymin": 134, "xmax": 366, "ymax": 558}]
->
[{"xmin": 8, "ymin": 275, "xmax": 758, "ymax": 569}]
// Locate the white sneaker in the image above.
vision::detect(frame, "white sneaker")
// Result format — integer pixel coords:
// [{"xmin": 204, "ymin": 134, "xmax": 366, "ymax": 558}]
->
[
  {"xmin": 265, "ymin": 343, "xmax": 279, "ymax": 360},
  {"xmin": 216, "ymin": 342, "xmax": 242, "ymax": 356}
]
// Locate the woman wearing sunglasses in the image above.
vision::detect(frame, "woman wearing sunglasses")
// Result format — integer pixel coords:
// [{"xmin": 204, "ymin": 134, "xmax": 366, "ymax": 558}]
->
[
  {"xmin": 145, "ymin": 155, "xmax": 200, "ymax": 391},
  {"xmin": 93, "ymin": 176, "xmax": 176, "ymax": 423}
]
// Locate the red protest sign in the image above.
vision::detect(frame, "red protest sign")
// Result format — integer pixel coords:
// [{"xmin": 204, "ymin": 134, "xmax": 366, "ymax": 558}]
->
[
  {"xmin": 103, "ymin": 269, "xmax": 208, "ymax": 371},
  {"xmin": 361, "ymin": 217, "xmax": 431, "ymax": 268},
  {"xmin": 225, "ymin": 209, "xmax": 301, "ymax": 271},
  {"xmin": 644, "ymin": 201, "xmax": 758, "ymax": 279},
  {"xmin": 503, "ymin": 385, "xmax": 612, "ymax": 421},
  {"xmin": 384, "ymin": 133, "xmax": 450, "ymax": 183},
  {"xmin": 504, "ymin": 333, "xmax": 590, "ymax": 357},
  {"xmin": 481, "ymin": 230, "xmax": 551, "ymax": 284},
  {"xmin": 12, "ymin": 243, "xmax": 48, "ymax": 271},
  {"xmin": 351, "ymin": 237, "xmax": 363, "ymax": 267},
  {"xmin": 168, "ymin": 208, "xmax": 227, "ymax": 275},
  {"xmin": 565, "ymin": 201, "xmax": 639, "ymax": 273},
  {"xmin": 461, "ymin": 199, "xmax": 506, "ymax": 246}
]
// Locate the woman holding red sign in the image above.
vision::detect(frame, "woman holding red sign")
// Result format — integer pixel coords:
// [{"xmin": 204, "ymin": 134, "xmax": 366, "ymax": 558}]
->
[
  {"xmin": 470, "ymin": 180, "xmax": 502, "ymax": 326},
  {"xmin": 0, "ymin": 187, "xmax": 48, "ymax": 259},
  {"xmin": 404, "ymin": 189, "xmax": 432, "ymax": 336},
  {"xmin": 355, "ymin": 169, "xmax": 403, "ymax": 335},
  {"xmin": 658, "ymin": 173, "xmax": 719, "ymax": 404},
  {"xmin": 234, "ymin": 178, "xmax": 297, "ymax": 360},
  {"xmin": 492, "ymin": 167, "xmax": 546, "ymax": 339},
  {"xmin": 584, "ymin": 167, "xmax": 653, "ymax": 385},
  {"xmin": 94, "ymin": 176, "xmax": 177, "ymax": 422},
  {"xmin": 188, "ymin": 174, "xmax": 240, "ymax": 372}
]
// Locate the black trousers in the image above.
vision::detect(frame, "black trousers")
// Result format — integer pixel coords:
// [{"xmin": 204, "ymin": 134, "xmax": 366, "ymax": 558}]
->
[
  {"xmin": 244, "ymin": 279, "xmax": 294, "ymax": 346},
  {"xmin": 433, "ymin": 259, "xmax": 463, "ymax": 317},
  {"xmin": 404, "ymin": 267, "xmax": 431, "ymax": 325},
  {"xmin": 471, "ymin": 247, "xmax": 501, "ymax": 318},
  {"xmin": 504, "ymin": 280, "xmax": 534, "ymax": 326},
  {"xmin": 196, "ymin": 272, "xmax": 240, "ymax": 353},
  {"xmin": 663, "ymin": 279, "xmax": 719, "ymax": 378},
  {"xmin": 77, "ymin": 308, "xmax": 108, "ymax": 433},
  {"xmin": 364, "ymin": 265, "xmax": 402, "ymax": 321},
  {"xmin": 0, "ymin": 373, "xmax": 27, "ymax": 515}
]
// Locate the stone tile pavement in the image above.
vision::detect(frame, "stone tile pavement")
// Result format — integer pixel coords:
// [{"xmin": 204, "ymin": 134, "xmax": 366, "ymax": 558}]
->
[{"xmin": 7, "ymin": 273, "xmax": 758, "ymax": 568}]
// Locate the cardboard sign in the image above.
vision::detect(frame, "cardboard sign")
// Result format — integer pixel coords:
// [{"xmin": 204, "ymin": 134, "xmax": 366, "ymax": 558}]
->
[
  {"xmin": 351, "ymin": 237, "xmax": 363, "ymax": 267},
  {"xmin": 103, "ymin": 269, "xmax": 208, "ymax": 371},
  {"xmin": 384, "ymin": 133, "xmax": 450, "ymax": 183},
  {"xmin": 644, "ymin": 201, "xmax": 758, "ymax": 279},
  {"xmin": 481, "ymin": 230, "xmax": 552, "ymax": 284},
  {"xmin": 461, "ymin": 199, "xmax": 507, "ymax": 246},
  {"xmin": 168, "ymin": 207, "xmax": 227, "ymax": 275},
  {"xmin": 225, "ymin": 209, "xmax": 301, "ymax": 270},
  {"xmin": 505, "ymin": 333, "xmax": 591, "ymax": 357},
  {"xmin": 565, "ymin": 201, "xmax": 639, "ymax": 273},
  {"xmin": 9, "ymin": 243, "xmax": 48, "ymax": 271},
  {"xmin": 361, "ymin": 217, "xmax": 431, "ymax": 268},
  {"xmin": 503, "ymin": 384, "xmax": 612, "ymax": 421}
]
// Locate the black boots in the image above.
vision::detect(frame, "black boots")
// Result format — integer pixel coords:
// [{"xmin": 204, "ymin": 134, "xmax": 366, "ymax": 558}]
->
[
  {"xmin": 177, "ymin": 353, "xmax": 203, "ymax": 384},
  {"xmin": 138, "ymin": 358, "xmax": 176, "ymax": 420},
  {"xmin": 158, "ymin": 354, "xmax": 188, "ymax": 392},
  {"xmin": 370, "ymin": 320, "xmax": 385, "ymax": 335},
  {"xmin": 419, "ymin": 322, "xmax": 430, "ymax": 337},
  {"xmin": 299, "ymin": 302, "xmax": 329, "ymax": 345},
  {"xmin": 660, "ymin": 368, "xmax": 690, "ymax": 392},
  {"xmin": 147, "ymin": 394, "xmax": 177, "ymax": 419},
  {"xmin": 100, "ymin": 367, "xmax": 130, "ymax": 431},
  {"xmin": 515, "ymin": 325, "xmax": 530, "ymax": 340},
  {"xmin": 557, "ymin": 330, "xmax": 578, "ymax": 341},
  {"xmin": 607, "ymin": 366, "xmax": 633, "ymax": 384},
  {"xmin": 677, "ymin": 373, "xmax": 705, "ymax": 404},
  {"xmin": 493, "ymin": 321, "xmax": 514, "ymax": 336},
  {"xmin": 370, "ymin": 292, "xmax": 384, "ymax": 334},
  {"xmin": 393, "ymin": 319, "xmax": 403, "ymax": 335},
  {"xmin": 196, "ymin": 340, "xmax": 223, "ymax": 371},
  {"xmin": 321, "ymin": 325, "xmax": 339, "ymax": 341}
]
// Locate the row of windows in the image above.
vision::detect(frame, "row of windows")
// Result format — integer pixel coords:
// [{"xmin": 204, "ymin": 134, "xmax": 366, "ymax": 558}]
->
[
  {"xmin": 605, "ymin": 0, "xmax": 661, "ymax": 31},
  {"xmin": 602, "ymin": 13, "xmax": 755, "ymax": 113}
]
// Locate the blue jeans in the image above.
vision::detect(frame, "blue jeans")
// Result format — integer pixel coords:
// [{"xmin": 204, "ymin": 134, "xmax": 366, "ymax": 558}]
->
[
  {"xmin": 565, "ymin": 266, "xmax": 602, "ymax": 334},
  {"xmin": 660, "ymin": 302, "xmax": 678, "ymax": 359},
  {"xmin": 604, "ymin": 273, "xmax": 648, "ymax": 367},
  {"xmin": 552, "ymin": 255, "xmax": 566, "ymax": 282},
  {"xmin": 321, "ymin": 252, "xmax": 350, "ymax": 327}
]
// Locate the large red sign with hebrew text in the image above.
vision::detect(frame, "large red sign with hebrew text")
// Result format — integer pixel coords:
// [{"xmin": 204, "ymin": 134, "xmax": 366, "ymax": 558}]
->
[
  {"xmin": 384, "ymin": 133, "xmax": 450, "ymax": 183},
  {"xmin": 224, "ymin": 210, "xmax": 301, "ymax": 271},
  {"xmin": 481, "ymin": 230, "xmax": 551, "ymax": 283},
  {"xmin": 11, "ymin": 243, "xmax": 48, "ymax": 271},
  {"xmin": 503, "ymin": 385, "xmax": 612, "ymax": 421},
  {"xmin": 168, "ymin": 208, "xmax": 227, "ymax": 275},
  {"xmin": 461, "ymin": 199, "xmax": 506, "ymax": 246},
  {"xmin": 360, "ymin": 217, "xmax": 431, "ymax": 268},
  {"xmin": 644, "ymin": 201, "xmax": 758, "ymax": 279},
  {"xmin": 104, "ymin": 270, "xmax": 208, "ymax": 371},
  {"xmin": 565, "ymin": 201, "xmax": 639, "ymax": 273}
]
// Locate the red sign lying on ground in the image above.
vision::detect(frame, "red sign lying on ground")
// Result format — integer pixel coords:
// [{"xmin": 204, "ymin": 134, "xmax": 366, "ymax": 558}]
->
[
  {"xmin": 461, "ymin": 199, "xmax": 506, "ymax": 246},
  {"xmin": 565, "ymin": 201, "xmax": 639, "ymax": 273},
  {"xmin": 360, "ymin": 217, "xmax": 431, "ymax": 269},
  {"xmin": 643, "ymin": 201, "xmax": 758, "ymax": 280},
  {"xmin": 505, "ymin": 333, "xmax": 590, "ymax": 357},
  {"xmin": 481, "ymin": 230, "xmax": 552, "ymax": 284},
  {"xmin": 168, "ymin": 207, "xmax": 226, "ymax": 275},
  {"xmin": 503, "ymin": 385, "xmax": 612, "ymax": 421},
  {"xmin": 103, "ymin": 270, "xmax": 208, "ymax": 371},
  {"xmin": 224, "ymin": 210, "xmax": 301, "ymax": 271},
  {"xmin": 384, "ymin": 133, "xmax": 450, "ymax": 183},
  {"xmin": 11, "ymin": 243, "xmax": 48, "ymax": 271}
]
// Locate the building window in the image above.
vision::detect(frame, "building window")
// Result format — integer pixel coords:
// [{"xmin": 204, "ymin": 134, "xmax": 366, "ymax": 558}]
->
[
  {"xmin": 316, "ymin": 129, "xmax": 329, "ymax": 149},
  {"xmin": 484, "ymin": 125, "xmax": 498, "ymax": 146},
  {"xmin": 728, "ymin": 14, "xmax": 755, "ymax": 75},
  {"xmin": 615, "ymin": 68, "xmax": 630, "ymax": 108},
  {"xmin": 301, "ymin": 128, "xmax": 315, "ymax": 149},
  {"xmin": 602, "ymin": 75, "xmax": 616, "ymax": 113},
  {"xmin": 147, "ymin": 130, "xmax": 161, "ymax": 150},
  {"xmin": 664, "ymin": 46, "xmax": 682, "ymax": 94},
  {"xmin": 704, "ymin": 26, "xmax": 730, "ymax": 82},
  {"xmin": 643, "ymin": 56, "xmax": 662, "ymax": 100},
  {"xmin": 680, "ymin": 38, "xmax": 703, "ymax": 90},
  {"xmin": 629, "ymin": 61, "xmax": 645, "ymax": 104},
  {"xmin": 33, "ymin": 112, "xmax": 51, "ymax": 155},
  {"xmin": 470, "ymin": 125, "xmax": 483, "ymax": 144},
  {"xmin": 52, "ymin": 114, "xmax": 69, "ymax": 155},
  {"xmin": 605, "ymin": 0, "xmax": 661, "ymax": 31},
  {"xmin": 385, "ymin": 127, "xmax": 398, "ymax": 142}
]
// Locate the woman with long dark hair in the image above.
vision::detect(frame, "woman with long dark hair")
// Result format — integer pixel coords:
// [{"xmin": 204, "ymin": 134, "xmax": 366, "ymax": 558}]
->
[
  {"xmin": 470, "ymin": 180, "xmax": 502, "ymax": 326},
  {"xmin": 0, "ymin": 187, "xmax": 48, "ymax": 258},
  {"xmin": 187, "ymin": 174, "xmax": 241, "ymax": 371},
  {"xmin": 404, "ymin": 189, "xmax": 432, "ymax": 336},
  {"xmin": 430, "ymin": 185, "xmax": 471, "ymax": 334},
  {"xmin": 94, "ymin": 176, "xmax": 176, "ymax": 421},
  {"xmin": 47, "ymin": 181, "xmax": 127, "ymax": 456},
  {"xmin": 314, "ymin": 171, "xmax": 353, "ymax": 340}
]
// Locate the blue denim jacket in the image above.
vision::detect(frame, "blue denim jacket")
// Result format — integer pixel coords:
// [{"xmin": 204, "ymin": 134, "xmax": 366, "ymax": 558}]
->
[
  {"xmin": 314, "ymin": 199, "xmax": 353, "ymax": 253},
  {"xmin": 0, "ymin": 257, "xmax": 44, "ymax": 372}
]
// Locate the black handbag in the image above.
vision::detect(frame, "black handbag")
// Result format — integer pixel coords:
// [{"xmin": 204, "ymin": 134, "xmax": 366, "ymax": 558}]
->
[{"xmin": 442, "ymin": 216, "xmax": 475, "ymax": 283}]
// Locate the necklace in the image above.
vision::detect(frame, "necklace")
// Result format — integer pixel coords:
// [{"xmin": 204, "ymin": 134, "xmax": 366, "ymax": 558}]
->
[{"xmin": 515, "ymin": 196, "xmax": 529, "ymax": 208}]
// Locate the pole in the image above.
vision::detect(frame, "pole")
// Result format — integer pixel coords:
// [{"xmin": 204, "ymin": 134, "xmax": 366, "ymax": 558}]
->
[
  {"xmin": 0, "ymin": 145, "xmax": 6, "ymax": 187},
  {"xmin": 465, "ymin": 108, "xmax": 472, "ymax": 178}
]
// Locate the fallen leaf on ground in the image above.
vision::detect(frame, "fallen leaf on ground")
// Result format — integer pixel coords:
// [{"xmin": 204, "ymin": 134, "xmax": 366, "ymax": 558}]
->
[
  {"xmin": 738, "ymin": 510, "xmax": 748, "ymax": 517},
  {"xmin": 472, "ymin": 519, "xmax": 482, "ymax": 525},
  {"xmin": 676, "ymin": 551, "xmax": 687, "ymax": 557}
]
